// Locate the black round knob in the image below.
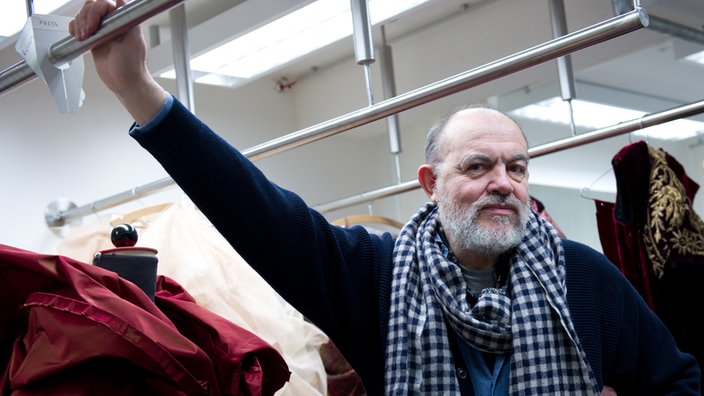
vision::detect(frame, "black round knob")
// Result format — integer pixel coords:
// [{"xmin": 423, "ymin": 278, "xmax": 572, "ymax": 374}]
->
[{"xmin": 111, "ymin": 224, "xmax": 138, "ymax": 247}]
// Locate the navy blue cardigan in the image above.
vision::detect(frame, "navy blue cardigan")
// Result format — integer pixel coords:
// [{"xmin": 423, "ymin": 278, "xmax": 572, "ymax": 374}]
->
[{"xmin": 131, "ymin": 97, "xmax": 700, "ymax": 395}]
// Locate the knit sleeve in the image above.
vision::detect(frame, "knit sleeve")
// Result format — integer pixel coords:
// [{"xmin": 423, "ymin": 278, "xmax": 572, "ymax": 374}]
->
[
  {"xmin": 129, "ymin": 97, "xmax": 393, "ymax": 395},
  {"xmin": 563, "ymin": 240, "xmax": 701, "ymax": 395}
]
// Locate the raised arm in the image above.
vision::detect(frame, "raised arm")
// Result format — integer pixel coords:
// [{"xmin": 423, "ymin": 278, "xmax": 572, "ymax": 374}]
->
[{"xmin": 69, "ymin": 0, "xmax": 167, "ymax": 125}]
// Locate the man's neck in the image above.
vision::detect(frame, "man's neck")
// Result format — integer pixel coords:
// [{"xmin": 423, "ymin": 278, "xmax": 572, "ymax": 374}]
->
[
  {"xmin": 456, "ymin": 249, "xmax": 498, "ymax": 271},
  {"xmin": 438, "ymin": 227, "xmax": 499, "ymax": 270}
]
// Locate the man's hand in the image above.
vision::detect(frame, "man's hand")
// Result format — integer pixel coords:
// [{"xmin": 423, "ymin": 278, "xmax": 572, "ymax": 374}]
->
[{"xmin": 69, "ymin": 0, "xmax": 167, "ymax": 125}]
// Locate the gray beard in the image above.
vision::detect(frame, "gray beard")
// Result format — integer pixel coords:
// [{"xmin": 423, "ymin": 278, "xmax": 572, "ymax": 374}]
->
[{"xmin": 438, "ymin": 194, "xmax": 530, "ymax": 256}]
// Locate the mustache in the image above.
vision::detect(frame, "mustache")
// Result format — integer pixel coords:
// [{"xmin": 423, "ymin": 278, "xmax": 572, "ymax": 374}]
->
[{"xmin": 475, "ymin": 194, "xmax": 523, "ymax": 210}]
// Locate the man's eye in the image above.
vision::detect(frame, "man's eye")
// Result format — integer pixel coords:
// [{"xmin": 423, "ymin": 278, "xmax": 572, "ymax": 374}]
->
[
  {"xmin": 466, "ymin": 163, "xmax": 485, "ymax": 173},
  {"xmin": 509, "ymin": 165, "xmax": 527, "ymax": 178}
]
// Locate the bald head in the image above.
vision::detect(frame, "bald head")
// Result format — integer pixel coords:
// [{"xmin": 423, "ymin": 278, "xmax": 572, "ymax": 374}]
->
[{"xmin": 425, "ymin": 105, "xmax": 527, "ymax": 168}]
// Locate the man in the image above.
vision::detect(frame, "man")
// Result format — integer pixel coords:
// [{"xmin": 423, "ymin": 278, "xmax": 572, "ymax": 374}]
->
[{"xmin": 70, "ymin": 1, "xmax": 701, "ymax": 394}]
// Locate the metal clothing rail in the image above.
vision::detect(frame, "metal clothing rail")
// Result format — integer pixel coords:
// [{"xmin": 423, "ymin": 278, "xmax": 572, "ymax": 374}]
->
[
  {"xmin": 312, "ymin": 99, "xmax": 704, "ymax": 213},
  {"xmin": 42, "ymin": 7, "xmax": 649, "ymax": 227},
  {"xmin": 0, "ymin": 0, "xmax": 185, "ymax": 96}
]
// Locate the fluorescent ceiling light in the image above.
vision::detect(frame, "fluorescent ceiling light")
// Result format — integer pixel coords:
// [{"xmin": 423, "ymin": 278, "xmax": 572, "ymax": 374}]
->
[
  {"xmin": 683, "ymin": 50, "xmax": 704, "ymax": 67},
  {"xmin": 0, "ymin": 1, "xmax": 72, "ymax": 38},
  {"xmin": 160, "ymin": 0, "xmax": 431, "ymax": 86},
  {"xmin": 510, "ymin": 97, "xmax": 704, "ymax": 141}
]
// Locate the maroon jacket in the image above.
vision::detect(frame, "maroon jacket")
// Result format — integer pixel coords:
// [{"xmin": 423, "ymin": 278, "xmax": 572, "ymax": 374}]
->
[{"xmin": 0, "ymin": 244, "xmax": 290, "ymax": 395}]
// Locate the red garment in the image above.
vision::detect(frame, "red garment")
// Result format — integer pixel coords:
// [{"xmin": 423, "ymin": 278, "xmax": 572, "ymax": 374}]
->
[
  {"xmin": 530, "ymin": 196, "xmax": 566, "ymax": 238},
  {"xmin": 320, "ymin": 340, "xmax": 366, "ymax": 396},
  {"xmin": 595, "ymin": 199, "xmax": 655, "ymax": 308},
  {"xmin": 595, "ymin": 141, "xmax": 704, "ymax": 390},
  {"xmin": 0, "ymin": 244, "xmax": 290, "ymax": 395}
]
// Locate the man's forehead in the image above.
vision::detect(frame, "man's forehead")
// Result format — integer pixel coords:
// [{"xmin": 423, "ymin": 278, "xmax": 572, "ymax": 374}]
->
[
  {"xmin": 446, "ymin": 108, "xmax": 520, "ymax": 132},
  {"xmin": 458, "ymin": 151, "xmax": 529, "ymax": 164},
  {"xmin": 451, "ymin": 107, "xmax": 507, "ymax": 121},
  {"xmin": 442, "ymin": 114, "xmax": 525, "ymax": 146}
]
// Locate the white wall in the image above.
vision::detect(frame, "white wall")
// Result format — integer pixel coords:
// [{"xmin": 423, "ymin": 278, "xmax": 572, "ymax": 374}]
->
[{"xmin": 1, "ymin": 0, "xmax": 703, "ymax": 256}]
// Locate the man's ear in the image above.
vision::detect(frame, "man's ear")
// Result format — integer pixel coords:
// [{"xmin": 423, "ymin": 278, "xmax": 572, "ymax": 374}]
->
[{"xmin": 417, "ymin": 164, "xmax": 437, "ymax": 201}]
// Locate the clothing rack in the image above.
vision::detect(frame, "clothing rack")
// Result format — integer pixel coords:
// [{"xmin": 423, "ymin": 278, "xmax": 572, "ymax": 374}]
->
[
  {"xmin": 312, "ymin": 98, "xmax": 704, "ymax": 213},
  {"xmin": 0, "ymin": 0, "xmax": 184, "ymax": 96},
  {"xmin": 39, "ymin": 6, "xmax": 648, "ymax": 227}
]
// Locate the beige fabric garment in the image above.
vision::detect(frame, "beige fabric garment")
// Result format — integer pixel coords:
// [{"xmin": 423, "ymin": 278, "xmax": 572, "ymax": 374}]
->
[
  {"xmin": 58, "ymin": 199, "xmax": 329, "ymax": 396},
  {"xmin": 57, "ymin": 215, "xmax": 114, "ymax": 263}
]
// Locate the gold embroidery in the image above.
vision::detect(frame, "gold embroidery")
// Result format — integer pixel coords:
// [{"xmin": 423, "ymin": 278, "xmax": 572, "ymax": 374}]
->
[{"xmin": 644, "ymin": 146, "xmax": 704, "ymax": 279}]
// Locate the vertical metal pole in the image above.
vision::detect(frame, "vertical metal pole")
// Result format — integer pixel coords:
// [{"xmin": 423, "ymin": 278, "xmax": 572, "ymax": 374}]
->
[
  {"xmin": 26, "ymin": 0, "xmax": 34, "ymax": 17},
  {"xmin": 149, "ymin": 25, "xmax": 161, "ymax": 47},
  {"xmin": 380, "ymin": 27, "xmax": 401, "ymax": 155},
  {"xmin": 549, "ymin": 0, "xmax": 577, "ymax": 135},
  {"xmin": 380, "ymin": 26, "xmax": 403, "ymax": 184},
  {"xmin": 612, "ymin": 0, "xmax": 632, "ymax": 15},
  {"xmin": 350, "ymin": 0, "xmax": 375, "ymax": 106},
  {"xmin": 169, "ymin": 4, "xmax": 195, "ymax": 113}
]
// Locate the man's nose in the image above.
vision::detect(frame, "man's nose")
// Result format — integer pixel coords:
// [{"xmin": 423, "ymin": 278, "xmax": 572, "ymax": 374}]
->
[{"xmin": 487, "ymin": 167, "xmax": 514, "ymax": 195}]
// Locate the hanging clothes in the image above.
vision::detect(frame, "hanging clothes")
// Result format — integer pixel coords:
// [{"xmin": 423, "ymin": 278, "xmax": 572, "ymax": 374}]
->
[
  {"xmin": 530, "ymin": 195, "xmax": 566, "ymax": 238},
  {"xmin": 320, "ymin": 339, "xmax": 367, "ymax": 396},
  {"xmin": 56, "ymin": 199, "xmax": 330, "ymax": 396},
  {"xmin": 595, "ymin": 199, "xmax": 656, "ymax": 308},
  {"xmin": 0, "ymin": 243, "xmax": 290, "ymax": 395},
  {"xmin": 331, "ymin": 214, "xmax": 404, "ymax": 238},
  {"xmin": 595, "ymin": 140, "xmax": 704, "ymax": 386}
]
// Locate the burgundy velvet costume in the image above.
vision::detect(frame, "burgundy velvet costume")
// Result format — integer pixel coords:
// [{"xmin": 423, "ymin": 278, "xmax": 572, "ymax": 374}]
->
[{"xmin": 595, "ymin": 141, "xmax": 704, "ymax": 385}]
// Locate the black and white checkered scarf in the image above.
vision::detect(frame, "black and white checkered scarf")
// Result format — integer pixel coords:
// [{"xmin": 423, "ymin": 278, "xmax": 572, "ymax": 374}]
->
[{"xmin": 385, "ymin": 202, "xmax": 598, "ymax": 395}]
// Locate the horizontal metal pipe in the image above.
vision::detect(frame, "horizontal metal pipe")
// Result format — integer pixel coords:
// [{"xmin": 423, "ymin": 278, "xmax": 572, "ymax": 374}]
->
[
  {"xmin": 44, "ymin": 8, "xmax": 648, "ymax": 226},
  {"xmin": 0, "ymin": 61, "xmax": 36, "ymax": 95},
  {"xmin": 314, "ymin": 99, "xmax": 704, "ymax": 213},
  {"xmin": 0, "ymin": 0, "xmax": 184, "ymax": 96},
  {"xmin": 313, "ymin": 180, "xmax": 419, "ymax": 213},
  {"xmin": 528, "ymin": 99, "xmax": 704, "ymax": 157},
  {"xmin": 242, "ymin": 8, "xmax": 648, "ymax": 161},
  {"xmin": 45, "ymin": 178, "xmax": 176, "ymax": 227}
]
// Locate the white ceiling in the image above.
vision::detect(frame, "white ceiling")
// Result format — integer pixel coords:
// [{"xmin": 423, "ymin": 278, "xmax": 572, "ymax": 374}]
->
[
  {"xmin": 138, "ymin": 0, "xmax": 704, "ymax": 106},
  {"xmin": 2, "ymin": 0, "xmax": 704, "ymax": 195},
  {"xmin": 3, "ymin": 0, "xmax": 703, "ymax": 126},
  {"xmin": 142, "ymin": 0, "xmax": 704, "ymax": 191}
]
